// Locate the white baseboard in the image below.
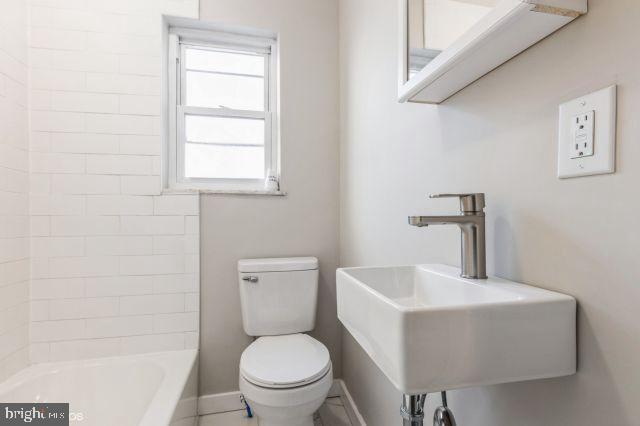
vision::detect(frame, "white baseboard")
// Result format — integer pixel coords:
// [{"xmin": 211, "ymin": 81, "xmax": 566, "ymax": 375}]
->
[
  {"xmin": 198, "ymin": 379, "xmax": 366, "ymax": 425},
  {"xmin": 332, "ymin": 379, "xmax": 366, "ymax": 426},
  {"xmin": 328, "ymin": 379, "xmax": 343, "ymax": 398},
  {"xmin": 198, "ymin": 391, "xmax": 244, "ymax": 415}
]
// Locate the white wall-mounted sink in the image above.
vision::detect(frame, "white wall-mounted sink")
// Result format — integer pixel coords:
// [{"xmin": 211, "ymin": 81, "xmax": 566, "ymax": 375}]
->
[{"xmin": 336, "ymin": 264, "xmax": 576, "ymax": 395}]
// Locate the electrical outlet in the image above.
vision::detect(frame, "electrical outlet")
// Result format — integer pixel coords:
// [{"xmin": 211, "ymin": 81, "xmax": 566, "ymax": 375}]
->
[
  {"xmin": 569, "ymin": 110, "xmax": 594, "ymax": 159},
  {"xmin": 558, "ymin": 85, "xmax": 617, "ymax": 179}
]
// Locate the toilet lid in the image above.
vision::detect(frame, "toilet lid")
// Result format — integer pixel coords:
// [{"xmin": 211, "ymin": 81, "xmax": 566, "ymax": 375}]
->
[{"xmin": 240, "ymin": 334, "xmax": 331, "ymax": 389}]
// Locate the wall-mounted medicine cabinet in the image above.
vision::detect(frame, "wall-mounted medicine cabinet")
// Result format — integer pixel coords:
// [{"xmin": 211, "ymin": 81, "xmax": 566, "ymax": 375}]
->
[{"xmin": 399, "ymin": 0, "xmax": 587, "ymax": 104}]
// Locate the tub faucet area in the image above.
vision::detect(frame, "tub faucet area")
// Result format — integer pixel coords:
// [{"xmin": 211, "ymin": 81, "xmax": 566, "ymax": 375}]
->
[{"xmin": 409, "ymin": 193, "xmax": 487, "ymax": 279}]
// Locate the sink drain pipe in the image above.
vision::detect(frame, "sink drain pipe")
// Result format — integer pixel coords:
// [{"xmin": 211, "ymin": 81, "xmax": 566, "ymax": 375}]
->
[
  {"xmin": 400, "ymin": 394, "xmax": 426, "ymax": 426},
  {"xmin": 401, "ymin": 392, "xmax": 457, "ymax": 426}
]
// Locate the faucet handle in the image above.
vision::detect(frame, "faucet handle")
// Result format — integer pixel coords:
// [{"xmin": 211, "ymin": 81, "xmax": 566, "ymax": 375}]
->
[{"xmin": 429, "ymin": 193, "xmax": 485, "ymax": 213}]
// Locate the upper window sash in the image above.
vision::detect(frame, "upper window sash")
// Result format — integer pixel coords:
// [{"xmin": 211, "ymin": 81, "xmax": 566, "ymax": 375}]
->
[{"xmin": 178, "ymin": 43, "xmax": 270, "ymax": 114}]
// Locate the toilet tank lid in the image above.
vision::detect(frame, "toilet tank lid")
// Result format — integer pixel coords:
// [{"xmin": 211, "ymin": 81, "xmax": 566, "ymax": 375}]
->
[{"xmin": 238, "ymin": 257, "xmax": 318, "ymax": 273}]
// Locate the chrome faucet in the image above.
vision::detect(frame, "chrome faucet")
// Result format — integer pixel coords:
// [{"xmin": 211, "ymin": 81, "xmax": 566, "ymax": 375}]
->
[{"xmin": 409, "ymin": 193, "xmax": 487, "ymax": 279}]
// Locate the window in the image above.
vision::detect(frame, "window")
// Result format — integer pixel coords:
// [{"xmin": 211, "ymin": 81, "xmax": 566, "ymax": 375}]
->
[{"xmin": 167, "ymin": 26, "xmax": 278, "ymax": 191}]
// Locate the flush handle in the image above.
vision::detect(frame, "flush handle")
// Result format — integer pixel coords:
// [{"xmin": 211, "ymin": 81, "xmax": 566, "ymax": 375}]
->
[{"xmin": 242, "ymin": 276, "xmax": 259, "ymax": 283}]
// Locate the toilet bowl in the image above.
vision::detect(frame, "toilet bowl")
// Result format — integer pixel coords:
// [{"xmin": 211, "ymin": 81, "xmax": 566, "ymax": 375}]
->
[
  {"xmin": 237, "ymin": 257, "xmax": 332, "ymax": 426},
  {"xmin": 239, "ymin": 334, "xmax": 332, "ymax": 426}
]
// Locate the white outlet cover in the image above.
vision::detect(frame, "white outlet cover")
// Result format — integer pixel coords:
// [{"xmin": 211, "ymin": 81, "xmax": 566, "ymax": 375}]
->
[{"xmin": 557, "ymin": 85, "xmax": 617, "ymax": 179}]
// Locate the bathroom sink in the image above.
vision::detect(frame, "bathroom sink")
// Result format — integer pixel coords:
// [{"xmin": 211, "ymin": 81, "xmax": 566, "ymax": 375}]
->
[{"xmin": 336, "ymin": 264, "xmax": 576, "ymax": 394}]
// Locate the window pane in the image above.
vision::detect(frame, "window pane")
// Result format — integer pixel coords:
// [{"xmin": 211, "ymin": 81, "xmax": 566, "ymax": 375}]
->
[
  {"xmin": 185, "ymin": 143, "xmax": 264, "ymax": 179},
  {"xmin": 186, "ymin": 71, "xmax": 264, "ymax": 110},
  {"xmin": 185, "ymin": 115, "xmax": 264, "ymax": 145},
  {"xmin": 185, "ymin": 47, "xmax": 264, "ymax": 76}
]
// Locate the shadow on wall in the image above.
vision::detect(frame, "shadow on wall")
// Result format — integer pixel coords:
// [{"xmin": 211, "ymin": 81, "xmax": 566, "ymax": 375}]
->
[
  {"xmin": 480, "ymin": 214, "xmax": 631, "ymax": 424},
  {"xmin": 492, "ymin": 216, "xmax": 519, "ymax": 280},
  {"xmin": 449, "ymin": 308, "xmax": 628, "ymax": 424}
]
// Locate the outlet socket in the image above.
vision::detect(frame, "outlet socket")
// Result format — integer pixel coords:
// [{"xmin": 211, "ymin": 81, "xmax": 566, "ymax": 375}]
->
[{"xmin": 569, "ymin": 110, "xmax": 594, "ymax": 159}]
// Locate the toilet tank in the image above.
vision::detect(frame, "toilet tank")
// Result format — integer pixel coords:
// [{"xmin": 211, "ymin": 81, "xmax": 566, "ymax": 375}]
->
[{"xmin": 238, "ymin": 257, "xmax": 319, "ymax": 336}]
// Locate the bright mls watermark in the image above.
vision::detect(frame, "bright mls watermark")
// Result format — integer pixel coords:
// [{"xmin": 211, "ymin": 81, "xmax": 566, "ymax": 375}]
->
[{"xmin": 0, "ymin": 404, "xmax": 74, "ymax": 425}]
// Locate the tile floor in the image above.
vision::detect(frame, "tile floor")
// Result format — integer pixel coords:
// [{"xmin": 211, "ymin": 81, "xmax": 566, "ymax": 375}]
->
[{"xmin": 199, "ymin": 397, "xmax": 353, "ymax": 426}]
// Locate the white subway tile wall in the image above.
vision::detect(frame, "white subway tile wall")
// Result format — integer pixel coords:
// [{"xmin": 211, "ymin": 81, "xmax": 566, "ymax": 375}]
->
[
  {"xmin": 0, "ymin": 0, "xmax": 30, "ymax": 381},
  {"xmin": 28, "ymin": 0, "xmax": 201, "ymax": 363}
]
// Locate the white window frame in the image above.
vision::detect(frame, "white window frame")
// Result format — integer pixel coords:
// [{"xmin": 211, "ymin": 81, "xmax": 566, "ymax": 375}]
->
[{"xmin": 167, "ymin": 26, "xmax": 279, "ymax": 192}]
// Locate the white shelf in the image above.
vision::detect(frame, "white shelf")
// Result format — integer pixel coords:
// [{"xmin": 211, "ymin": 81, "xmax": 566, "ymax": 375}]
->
[{"xmin": 398, "ymin": 0, "xmax": 588, "ymax": 104}]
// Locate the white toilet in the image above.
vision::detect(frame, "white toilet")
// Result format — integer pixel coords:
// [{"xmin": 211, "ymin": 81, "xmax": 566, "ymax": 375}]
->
[{"xmin": 238, "ymin": 257, "xmax": 332, "ymax": 426}]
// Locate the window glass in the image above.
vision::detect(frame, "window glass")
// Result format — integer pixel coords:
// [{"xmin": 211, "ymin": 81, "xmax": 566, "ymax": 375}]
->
[
  {"xmin": 184, "ymin": 115, "xmax": 265, "ymax": 179},
  {"xmin": 185, "ymin": 115, "xmax": 264, "ymax": 145},
  {"xmin": 185, "ymin": 143, "xmax": 265, "ymax": 179},
  {"xmin": 185, "ymin": 47, "xmax": 264, "ymax": 76},
  {"xmin": 186, "ymin": 71, "xmax": 264, "ymax": 110}
]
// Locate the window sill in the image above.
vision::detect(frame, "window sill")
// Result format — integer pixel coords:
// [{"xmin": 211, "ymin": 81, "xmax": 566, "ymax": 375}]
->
[{"xmin": 162, "ymin": 188, "xmax": 287, "ymax": 196}]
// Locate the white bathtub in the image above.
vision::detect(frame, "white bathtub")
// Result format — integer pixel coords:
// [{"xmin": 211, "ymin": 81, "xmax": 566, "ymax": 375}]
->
[{"xmin": 0, "ymin": 350, "xmax": 198, "ymax": 426}]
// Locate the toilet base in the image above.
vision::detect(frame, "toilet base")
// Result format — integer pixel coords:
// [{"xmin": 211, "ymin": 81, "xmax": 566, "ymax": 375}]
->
[
  {"xmin": 258, "ymin": 415, "xmax": 315, "ymax": 426},
  {"xmin": 239, "ymin": 365, "xmax": 332, "ymax": 426}
]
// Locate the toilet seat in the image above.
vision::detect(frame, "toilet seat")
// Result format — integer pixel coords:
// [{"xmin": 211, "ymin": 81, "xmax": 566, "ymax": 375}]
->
[{"xmin": 240, "ymin": 334, "xmax": 331, "ymax": 389}]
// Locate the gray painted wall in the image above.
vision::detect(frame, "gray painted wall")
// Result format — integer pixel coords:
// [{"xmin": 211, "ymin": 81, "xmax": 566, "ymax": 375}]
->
[
  {"xmin": 339, "ymin": 0, "xmax": 640, "ymax": 425},
  {"xmin": 198, "ymin": 0, "xmax": 340, "ymax": 395}
]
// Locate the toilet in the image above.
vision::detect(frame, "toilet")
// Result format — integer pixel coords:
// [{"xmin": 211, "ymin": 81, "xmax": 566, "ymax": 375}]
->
[{"xmin": 238, "ymin": 257, "xmax": 332, "ymax": 426}]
